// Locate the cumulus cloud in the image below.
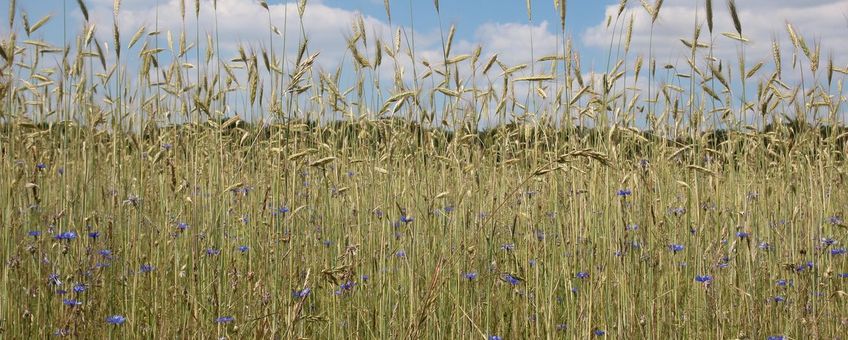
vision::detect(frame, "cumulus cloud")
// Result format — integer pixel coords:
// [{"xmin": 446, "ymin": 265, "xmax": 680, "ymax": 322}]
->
[
  {"xmin": 474, "ymin": 21, "xmax": 560, "ymax": 65},
  {"xmin": 73, "ymin": 0, "xmax": 564, "ymax": 74},
  {"xmin": 81, "ymin": 0, "xmax": 393, "ymax": 64},
  {"xmin": 583, "ymin": 0, "xmax": 848, "ymax": 75}
]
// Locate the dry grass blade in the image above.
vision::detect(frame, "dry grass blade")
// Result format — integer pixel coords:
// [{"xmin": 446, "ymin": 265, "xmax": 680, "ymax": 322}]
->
[
  {"xmin": 640, "ymin": 0, "xmax": 654, "ymax": 18},
  {"xmin": 482, "ymin": 54, "xmax": 498, "ymax": 74},
  {"xmin": 745, "ymin": 61, "xmax": 763, "ymax": 79},
  {"xmin": 445, "ymin": 25, "xmax": 456, "ymax": 58},
  {"xmin": 721, "ymin": 32, "xmax": 748, "ymax": 43},
  {"xmin": 298, "ymin": 0, "xmax": 308, "ymax": 17},
  {"xmin": 652, "ymin": 0, "xmax": 664, "ymax": 23},
  {"xmin": 8, "ymin": 0, "xmax": 15, "ymax": 29},
  {"xmin": 310, "ymin": 157, "xmax": 337, "ymax": 167},
  {"xmin": 772, "ymin": 38, "xmax": 781, "ymax": 77},
  {"xmin": 705, "ymin": 0, "xmax": 713, "ymax": 32},
  {"xmin": 727, "ymin": 0, "xmax": 741, "ymax": 34},
  {"xmin": 625, "ymin": 14, "xmax": 634, "ymax": 52},
  {"xmin": 113, "ymin": 22, "xmax": 121, "ymax": 58},
  {"xmin": 28, "ymin": 14, "xmax": 51, "ymax": 35},
  {"xmin": 514, "ymin": 74, "xmax": 555, "ymax": 82},
  {"xmin": 113, "ymin": 0, "xmax": 121, "ymax": 18},
  {"xmin": 559, "ymin": 0, "xmax": 567, "ymax": 30},
  {"xmin": 128, "ymin": 26, "xmax": 146, "ymax": 49}
]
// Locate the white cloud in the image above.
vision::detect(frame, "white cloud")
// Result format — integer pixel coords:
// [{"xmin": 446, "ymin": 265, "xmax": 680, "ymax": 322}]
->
[
  {"xmin": 583, "ymin": 0, "xmax": 848, "ymax": 74},
  {"xmin": 474, "ymin": 20, "xmax": 560, "ymax": 66}
]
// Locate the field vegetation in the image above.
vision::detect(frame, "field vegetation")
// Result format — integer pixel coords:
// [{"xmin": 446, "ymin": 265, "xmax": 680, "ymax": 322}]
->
[{"xmin": 1, "ymin": 0, "xmax": 847, "ymax": 338}]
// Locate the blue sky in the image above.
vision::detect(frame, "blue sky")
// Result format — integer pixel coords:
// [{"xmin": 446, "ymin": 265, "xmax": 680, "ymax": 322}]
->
[
  {"xmin": 9, "ymin": 0, "xmax": 848, "ymax": 73},
  {"xmin": 5, "ymin": 0, "xmax": 848, "ymax": 126},
  {"xmin": 6, "ymin": 0, "xmax": 614, "ymax": 68}
]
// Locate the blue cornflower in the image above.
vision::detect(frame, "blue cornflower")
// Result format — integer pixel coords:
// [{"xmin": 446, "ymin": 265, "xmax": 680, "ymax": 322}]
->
[
  {"xmin": 335, "ymin": 281, "xmax": 356, "ymax": 295},
  {"xmin": 88, "ymin": 231, "xmax": 100, "ymax": 239},
  {"xmin": 766, "ymin": 336, "xmax": 784, "ymax": 340},
  {"xmin": 593, "ymin": 329, "xmax": 606, "ymax": 336},
  {"xmin": 237, "ymin": 245, "xmax": 249, "ymax": 253},
  {"xmin": 795, "ymin": 261, "xmax": 814, "ymax": 272},
  {"xmin": 625, "ymin": 224, "xmax": 638, "ymax": 231},
  {"xmin": 106, "ymin": 315, "xmax": 126, "ymax": 325},
  {"xmin": 55, "ymin": 231, "xmax": 77, "ymax": 241},
  {"xmin": 323, "ymin": 240, "xmax": 332, "ymax": 247},
  {"xmin": 616, "ymin": 189, "xmax": 632, "ymax": 197},
  {"xmin": 140, "ymin": 264, "xmax": 154, "ymax": 273},
  {"xmin": 36, "ymin": 163, "xmax": 47, "ymax": 170},
  {"xmin": 444, "ymin": 206, "xmax": 455, "ymax": 213},
  {"xmin": 161, "ymin": 143, "xmax": 173, "ymax": 150},
  {"xmin": 529, "ymin": 259, "xmax": 537, "ymax": 267},
  {"xmin": 48, "ymin": 273, "xmax": 62, "ymax": 286},
  {"xmin": 395, "ymin": 249, "xmax": 406, "ymax": 258},
  {"xmin": 694, "ymin": 275, "xmax": 713, "ymax": 283},
  {"xmin": 556, "ymin": 323, "xmax": 567, "ymax": 331},
  {"xmin": 56, "ymin": 289, "xmax": 68, "ymax": 295},
  {"xmin": 99, "ymin": 249, "xmax": 112, "ymax": 259},
  {"xmin": 821, "ymin": 237, "xmax": 836, "ymax": 246},
  {"xmin": 758, "ymin": 242, "xmax": 771, "ymax": 250},
  {"xmin": 63, "ymin": 298, "xmax": 82, "ymax": 307},
  {"xmin": 340, "ymin": 281, "xmax": 356, "ymax": 290},
  {"xmin": 831, "ymin": 247, "xmax": 846, "ymax": 256},
  {"xmin": 57, "ymin": 167, "xmax": 64, "ymax": 175},
  {"xmin": 28, "ymin": 230, "xmax": 41, "ymax": 237},
  {"xmin": 488, "ymin": 336, "xmax": 502, "ymax": 340},
  {"xmin": 500, "ymin": 243, "xmax": 515, "ymax": 251},
  {"xmin": 535, "ymin": 229, "xmax": 545, "ymax": 241},
  {"xmin": 776, "ymin": 279, "xmax": 789, "ymax": 287},
  {"xmin": 206, "ymin": 248, "xmax": 221, "ymax": 256},
  {"xmin": 361, "ymin": 275, "xmax": 369, "ymax": 282},
  {"xmin": 73, "ymin": 284, "xmax": 86, "ymax": 293},
  {"xmin": 464, "ymin": 272, "xmax": 478, "ymax": 281},
  {"xmin": 503, "ymin": 274, "xmax": 521, "ymax": 285},
  {"xmin": 215, "ymin": 316, "xmax": 234, "ymax": 324},
  {"xmin": 292, "ymin": 288, "xmax": 311, "ymax": 299},
  {"xmin": 773, "ymin": 296, "xmax": 785, "ymax": 303},
  {"xmin": 838, "ymin": 273, "xmax": 848, "ymax": 278},
  {"xmin": 576, "ymin": 271, "xmax": 589, "ymax": 279},
  {"xmin": 176, "ymin": 222, "xmax": 189, "ymax": 231},
  {"xmin": 400, "ymin": 215, "xmax": 414, "ymax": 223},
  {"xmin": 669, "ymin": 244, "xmax": 684, "ymax": 253},
  {"xmin": 736, "ymin": 231, "xmax": 750, "ymax": 239},
  {"xmin": 829, "ymin": 216, "xmax": 843, "ymax": 225}
]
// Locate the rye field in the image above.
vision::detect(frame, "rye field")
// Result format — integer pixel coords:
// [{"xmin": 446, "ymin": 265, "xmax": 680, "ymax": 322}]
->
[{"xmin": 1, "ymin": 0, "xmax": 847, "ymax": 338}]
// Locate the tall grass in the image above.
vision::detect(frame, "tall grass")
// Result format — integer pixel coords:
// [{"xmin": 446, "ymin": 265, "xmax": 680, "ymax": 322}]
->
[{"xmin": 1, "ymin": 0, "xmax": 847, "ymax": 338}]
